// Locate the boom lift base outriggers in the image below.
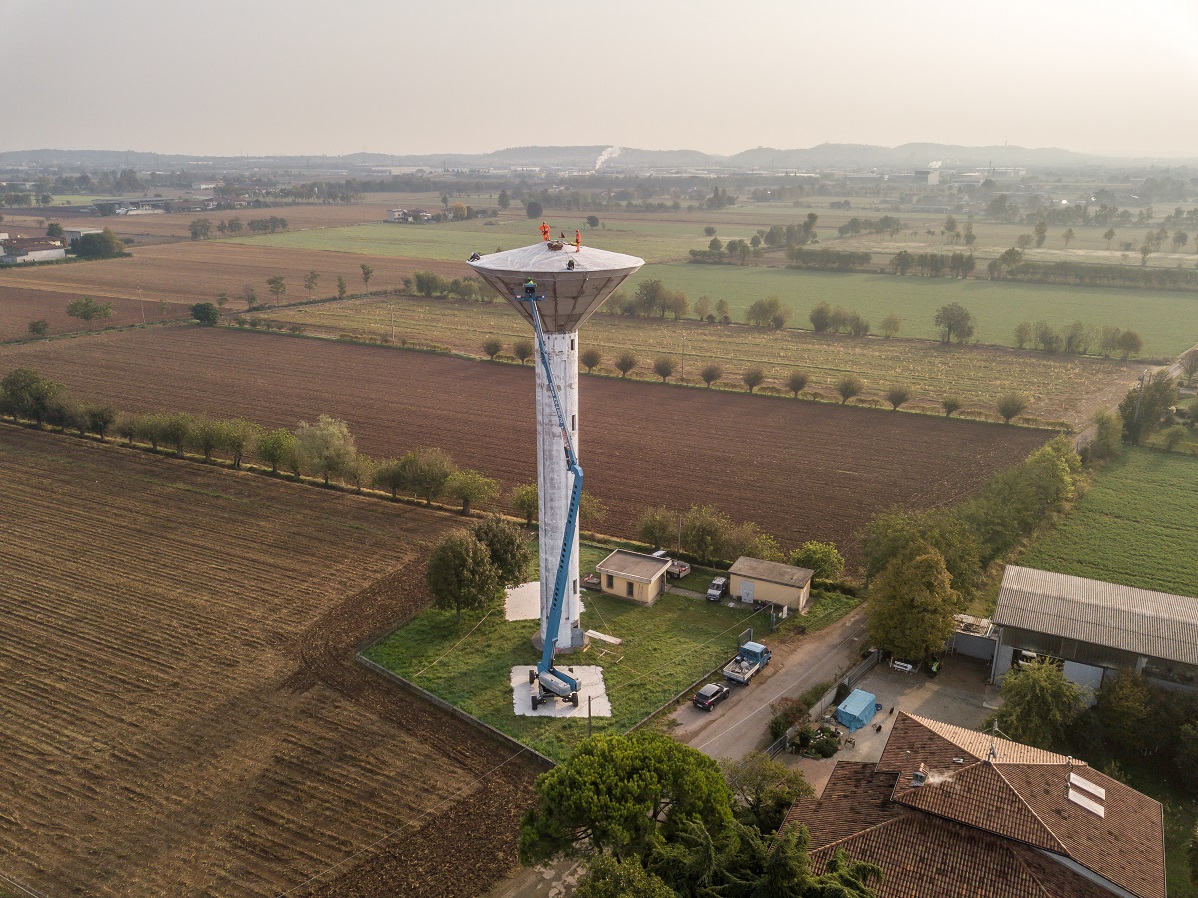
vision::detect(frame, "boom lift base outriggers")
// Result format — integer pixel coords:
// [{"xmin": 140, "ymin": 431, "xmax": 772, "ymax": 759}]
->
[{"xmin": 520, "ymin": 278, "xmax": 582, "ymax": 711}]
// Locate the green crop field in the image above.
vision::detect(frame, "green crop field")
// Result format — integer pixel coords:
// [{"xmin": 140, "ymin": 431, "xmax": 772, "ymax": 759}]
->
[
  {"xmin": 222, "ymin": 218, "xmax": 737, "ymax": 265},
  {"xmin": 622, "ymin": 264, "xmax": 1198, "ymax": 358},
  {"xmin": 1021, "ymin": 448, "xmax": 1198, "ymax": 597},
  {"xmin": 269, "ymin": 293, "xmax": 1139, "ymax": 426}
]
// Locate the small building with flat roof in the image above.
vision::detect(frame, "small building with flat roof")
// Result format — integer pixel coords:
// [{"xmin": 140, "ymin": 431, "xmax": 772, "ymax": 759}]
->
[
  {"xmin": 728, "ymin": 556, "xmax": 814, "ymax": 615},
  {"xmin": 992, "ymin": 565, "xmax": 1198, "ymax": 692},
  {"xmin": 594, "ymin": 549, "xmax": 671, "ymax": 605}
]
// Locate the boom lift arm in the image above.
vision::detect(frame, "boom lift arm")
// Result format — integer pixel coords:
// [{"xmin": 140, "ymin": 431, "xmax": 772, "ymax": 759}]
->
[{"xmin": 521, "ymin": 281, "xmax": 582, "ymax": 708}]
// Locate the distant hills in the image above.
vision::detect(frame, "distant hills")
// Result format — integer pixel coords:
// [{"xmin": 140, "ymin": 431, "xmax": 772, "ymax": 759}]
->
[{"xmin": 2, "ymin": 143, "xmax": 1193, "ymax": 171}]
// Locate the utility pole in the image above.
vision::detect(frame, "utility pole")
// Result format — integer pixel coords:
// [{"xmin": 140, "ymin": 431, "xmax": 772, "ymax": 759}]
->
[
  {"xmin": 681, "ymin": 332, "xmax": 686, "ymax": 384},
  {"xmin": 138, "ymin": 286, "xmax": 145, "ymax": 324},
  {"xmin": 1133, "ymin": 369, "xmax": 1148, "ymax": 424},
  {"xmin": 587, "ymin": 695, "xmax": 592, "ymax": 738},
  {"xmin": 677, "ymin": 510, "xmax": 682, "ymax": 556},
  {"xmin": 389, "ymin": 303, "xmax": 395, "ymax": 341}
]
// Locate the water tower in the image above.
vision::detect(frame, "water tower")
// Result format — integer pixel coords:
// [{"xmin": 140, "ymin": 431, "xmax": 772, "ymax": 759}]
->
[{"xmin": 469, "ymin": 236, "xmax": 643, "ymax": 651}]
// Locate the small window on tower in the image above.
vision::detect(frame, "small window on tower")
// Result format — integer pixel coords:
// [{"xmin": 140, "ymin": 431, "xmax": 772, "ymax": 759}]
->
[
  {"xmin": 573, "ymin": 579, "xmax": 578, "ymax": 595},
  {"xmin": 571, "ymin": 414, "xmax": 576, "ymax": 431},
  {"xmin": 570, "ymin": 338, "xmax": 575, "ymax": 350}
]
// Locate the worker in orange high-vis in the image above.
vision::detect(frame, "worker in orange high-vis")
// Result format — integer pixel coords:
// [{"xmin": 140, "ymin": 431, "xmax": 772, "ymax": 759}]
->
[
  {"xmin": 539, "ymin": 221, "xmax": 551, "ymax": 241},
  {"xmin": 575, "ymin": 230, "xmax": 581, "ymax": 251}
]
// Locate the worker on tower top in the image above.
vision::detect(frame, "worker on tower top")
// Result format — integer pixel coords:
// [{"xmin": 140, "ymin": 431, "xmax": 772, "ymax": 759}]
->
[
  {"xmin": 539, "ymin": 221, "xmax": 551, "ymax": 241},
  {"xmin": 575, "ymin": 230, "xmax": 581, "ymax": 252}
]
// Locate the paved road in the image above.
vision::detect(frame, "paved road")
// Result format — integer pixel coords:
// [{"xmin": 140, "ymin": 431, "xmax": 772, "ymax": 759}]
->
[{"xmin": 671, "ymin": 606, "xmax": 868, "ymax": 760}]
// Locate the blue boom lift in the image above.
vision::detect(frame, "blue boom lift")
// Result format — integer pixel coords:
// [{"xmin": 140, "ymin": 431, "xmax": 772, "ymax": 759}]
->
[{"xmin": 521, "ymin": 279, "xmax": 582, "ymax": 711}]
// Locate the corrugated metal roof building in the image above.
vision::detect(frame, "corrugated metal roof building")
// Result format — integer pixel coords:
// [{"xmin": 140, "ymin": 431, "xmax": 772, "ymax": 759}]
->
[{"xmin": 991, "ymin": 565, "xmax": 1198, "ymax": 692}]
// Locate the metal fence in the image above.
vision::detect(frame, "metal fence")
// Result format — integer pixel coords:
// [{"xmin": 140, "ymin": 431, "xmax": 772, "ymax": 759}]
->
[
  {"xmin": 765, "ymin": 734, "xmax": 789, "ymax": 759},
  {"xmin": 807, "ymin": 649, "xmax": 881, "ymax": 722}
]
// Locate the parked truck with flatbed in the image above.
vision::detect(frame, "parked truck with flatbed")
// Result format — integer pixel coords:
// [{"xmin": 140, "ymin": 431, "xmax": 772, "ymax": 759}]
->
[{"xmin": 723, "ymin": 641, "xmax": 772, "ymax": 684}]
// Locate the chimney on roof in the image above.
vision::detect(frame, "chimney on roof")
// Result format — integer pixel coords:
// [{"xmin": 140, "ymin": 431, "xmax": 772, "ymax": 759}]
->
[{"xmin": 911, "ymin": 763, "xmax": 928, "ymax": 788}]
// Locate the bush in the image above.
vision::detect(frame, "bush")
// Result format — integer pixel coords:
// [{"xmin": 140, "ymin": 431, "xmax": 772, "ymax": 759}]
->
[
  {"xmin": 190, "ymin": 302, "xmax": 219, "ymax": 326},
  {"xmin": 768, "ymin": 696, "xmax": 808, "ymax": 739}
]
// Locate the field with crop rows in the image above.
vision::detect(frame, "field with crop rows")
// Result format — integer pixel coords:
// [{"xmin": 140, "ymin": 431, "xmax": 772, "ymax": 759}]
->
[
  {"xmin": 0, "ymin": 426, "xmax": 537, "ymax": 897},
  {"xmin": 1, "ymin": 199, "xmax": 411, "ymax": 244},
  {"xmin": 0, "ymin": 283, "xmax": 191, "ymax": 340},
  {"xmin": 270, "ymin": 294, "xmax": 1140, "ymax": 427},
  {"xmin": 0, "ymin": 325, "xmax": 1048, "ymax": 566},
  {"xmin": 0, "ymin": 241, "xmax": 463, "ymax": 307},
  {"xmin": 224, "ymin": 217, "xmax": 723, "ymax": 265},
  {"xmin": 622, "ymin": 263, "xmax": 1198, "ymax": 358},
  {"xmin": 1020, "ymin": 448, "xmax": 1198, "ymax": 597}
]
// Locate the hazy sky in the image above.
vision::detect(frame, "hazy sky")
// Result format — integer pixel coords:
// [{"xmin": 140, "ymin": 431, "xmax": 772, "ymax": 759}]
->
[{"xmin": 7, "ymin": 0, "xmax": 1198, "ymax": 159}]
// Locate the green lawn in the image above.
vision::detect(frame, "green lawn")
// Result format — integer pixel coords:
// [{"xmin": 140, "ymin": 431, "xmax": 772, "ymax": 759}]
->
[
  {"xmin": 364, "ymin": 591, "xmax": 766, "ymax": 761},
  {"xmin": 623, "ymin": 264, "xmax": 1198, "ymax": 358},
  {"xmin": 1021, "ymin": 448, "xmax": 1198, "ymax": 597}
]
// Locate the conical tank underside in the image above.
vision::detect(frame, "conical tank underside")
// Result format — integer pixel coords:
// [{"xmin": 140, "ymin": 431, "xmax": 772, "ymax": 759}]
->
[{"xmin": 467, "ymin": 241, "xmax": 645, "ymax": 333}]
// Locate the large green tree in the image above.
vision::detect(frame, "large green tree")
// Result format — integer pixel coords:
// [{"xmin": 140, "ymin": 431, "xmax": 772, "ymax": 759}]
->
[
  {"xmin": 863, "ymin": 508, "xmax": 980, "ymax": 601},
  {"xmin": 0, "ymin": 367, "xmax": 63, "ymax": 427},
  {"xmin": 426, "ymin": 531, "xmax": 502, "ymax": 625},
  {"xmin": 933, "ymin": 302, "xmax": 975, "ymax": 344},
  {"xmin": 574, "ymin": 856, "xmax": 675, "ymax": 898},
  {"xmin": 993, "ymin": 659, "xmax": 1083, "ymax": 749},
  {"xmin": 721, "ymin": 752, "xmax": 813, "ymax": 834},
  {"xmin": 637, "ymin": 506, "xmax": 676, "ymax": 550},
  {"xmin": 445, "ymin": 469, "xmax": 498, "ymax": 515},
  {"xmin": 471, "ymin": 515, "xmax": 533, "ymax": 587},
  {"xmin": 866, "ymin": 542, "xmax": 959, "ymax": 661},
  {"xmin": 1117, "ymin": 370, "xmax": 1176, "ymax": 445},
  {"xmin": 520, "ymin": 732, "xmax": 734, "ymax": 864},
  {"xmin": 789, "ymin": 541, "xmax": 844, "ymax": 581},
  {"xmin": 295, "ymin": 414, "xmax": 356, "ymax": 484}
]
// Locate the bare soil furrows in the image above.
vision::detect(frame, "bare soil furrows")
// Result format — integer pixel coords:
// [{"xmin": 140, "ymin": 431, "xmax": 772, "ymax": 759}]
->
[
  {"xmin": 0, "ymin": 326, "xmax": 1049, "ymax": 565},
  {"xmin": 0, "ymin": 428, "xmax": 537, "ymax": 897},
  {"xmin": 0, "ymin": 284, "xmax": 192, "ymax": 340},
  {"xmin": 0, "ymin": 241, "xmax": 466, "ymax": 306}
]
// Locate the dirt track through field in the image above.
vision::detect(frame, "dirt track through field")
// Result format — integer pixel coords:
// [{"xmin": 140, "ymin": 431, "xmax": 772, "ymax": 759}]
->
[
  {"xmin": 0, "ymin": 427, "xmax": 537, "ymax": 897},
  {"xmin": 0, "ymin": 326, "xmax": 1050, "ymax": 565}
]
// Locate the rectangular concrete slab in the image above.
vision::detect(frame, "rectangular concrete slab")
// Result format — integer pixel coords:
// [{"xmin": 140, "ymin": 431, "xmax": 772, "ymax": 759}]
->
[
  {"xmin": 504, "ymin": 581, "xmax": 541, "ymax": 621},
  {"xmin": 511, "ymin": 665, "xmax": 612, "ymax": 718}
]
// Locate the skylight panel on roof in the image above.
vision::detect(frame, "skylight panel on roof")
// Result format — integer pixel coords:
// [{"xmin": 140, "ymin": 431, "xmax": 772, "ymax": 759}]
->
[
  {"xmin": 1069, "ymin": 772, "xmax": 1106, "ymax": 800},
  {"xmin": 1068, "ymin": 788, "xmax": 1105, "ymax": 817}
]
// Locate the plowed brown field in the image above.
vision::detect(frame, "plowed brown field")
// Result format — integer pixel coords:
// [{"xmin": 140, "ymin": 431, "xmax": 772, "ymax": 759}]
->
[
  {"xmin": 0, "ymin": 284, "xmax": 191, "ymax": 340},
  {"xmin": 0, "ymin": 326, "xmax": 1050, "ymax": 563},
  {"xmin": 0, "ymin": 427, "xmax": 538, "ymax": 897},
  {"xmin": 0, "ymin": 241, "xmax": 466, "ymax": 306}
]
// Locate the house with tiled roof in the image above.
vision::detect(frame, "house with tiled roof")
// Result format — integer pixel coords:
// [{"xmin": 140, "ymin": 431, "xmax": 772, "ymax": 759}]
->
[{"xmin": 783, "ymin": 713, "xmax": 1166, "ymax": 898}]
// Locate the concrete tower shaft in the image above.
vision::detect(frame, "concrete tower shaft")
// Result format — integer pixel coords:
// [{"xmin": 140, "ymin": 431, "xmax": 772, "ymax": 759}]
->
[{"xmin": 536, "ymin": 331, "xmax": 581, "ymax": 648}]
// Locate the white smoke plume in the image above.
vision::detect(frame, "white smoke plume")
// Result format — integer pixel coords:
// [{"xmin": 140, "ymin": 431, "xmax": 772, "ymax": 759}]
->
[{"xmin": 595, "ymin": 146, "xmax": 621, "ymax": 169}]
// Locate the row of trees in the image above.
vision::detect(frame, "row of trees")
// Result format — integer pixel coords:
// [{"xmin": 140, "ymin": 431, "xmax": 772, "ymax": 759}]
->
[
  {"xmin": 189, "ymin": 216, "xmax": 289, "ymax": 239},
  {"xmin": 1013, "ymin": 320, "xmax": 1143, "ymax": 357},
  {"xmin": 520, "ymin": 731, "xmax": 882, "ymax": 897},
  {"xmin": 889, "ymin": 251, "xmax": 976, "ymax": 279},
  {"xmin": 809, "ymin": 302, "xmax": 889, "ymax": 337},
  {"xmin": 994, "ymin": 258, "xmax": 1198, "ymax": 292},
  {"xmin": 29, "ymin": 297, "xmax": 117, "ymax": 336},
  {"xmin": 785, "ymin": 246, "xmax": 872, "ymax": 271},
  {"xmin": 0, "ymin": 369, "xmax": 508, "ymax": 515},
  {"xmin": 478, "ymin": 337, "xmax": 1033, "ymax": 421},
  {"xmin": 864, "ymin": 438, "xmax": 1083, "ymax": 661}
]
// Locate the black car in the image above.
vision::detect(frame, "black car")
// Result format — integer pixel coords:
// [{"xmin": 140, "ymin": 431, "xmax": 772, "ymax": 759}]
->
[{"xmin": 693, "ymin": 682, "xmax": 730, "ymax": 711}]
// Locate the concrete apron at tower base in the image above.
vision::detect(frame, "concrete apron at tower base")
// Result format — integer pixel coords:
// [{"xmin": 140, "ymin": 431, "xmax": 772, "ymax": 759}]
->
[{"xmin": 536, "ymin": 330, "xmax": 584, "ymax": 651}]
